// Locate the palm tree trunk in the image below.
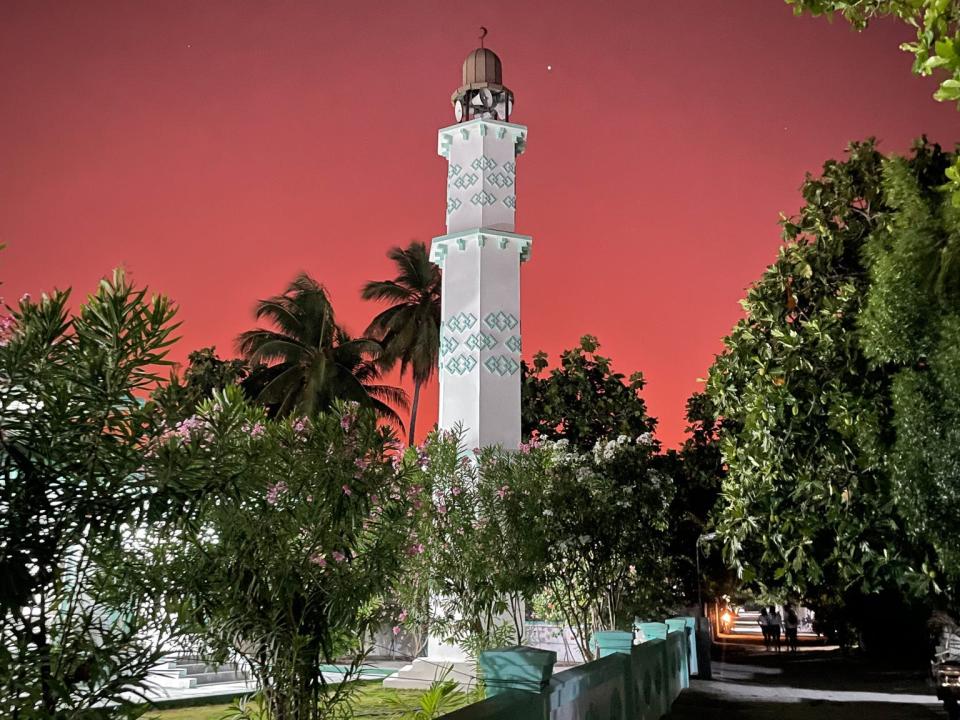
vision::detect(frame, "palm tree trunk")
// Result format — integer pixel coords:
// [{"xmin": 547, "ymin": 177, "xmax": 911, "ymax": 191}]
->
[{"xmin": 408, "ymin": 380, "xmax": 422, "ymax": 446}]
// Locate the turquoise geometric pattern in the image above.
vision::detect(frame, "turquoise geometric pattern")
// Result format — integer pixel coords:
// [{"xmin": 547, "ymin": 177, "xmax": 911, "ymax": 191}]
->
[
  {"xmin": 470, "ymin": 190, "xmax": 497, "ymax": 206},
  {"xmin": 465, "ymin": 331, "xmax": 498, "ymax": 351},
  {"xmin": 503, "ymin": 161, "xmax": 516, "ymax": 175},
  {"xmin": 471, "ymin": 155, "xmax": 498, "ymax": 171},
  {"xmin": 453, "ymin": 172, "xmax": 479, "ymax": 189},
  {"xmin": 448, "ymin": 163, "xmax": 462, "ymax": 179},
  {"xmin": 440, "ymin": 335, "xmax": 460, "ymax": 356},
  {"xmin": 446, "ymin": 353, "xmax": 478, "ymax": 375},
  {"xmin": 505, "ymin": 335, "xmax": 522, "ymax": 353},
  {"xmin": 488, "ymin": 171, "xmax": 514, "ymax": 188},
  {"xmin": 483, "ymin": 355, "xmax": 520, "ymax": 376},
  {"xmin": 484, "ymin": 311, "xmax": 519, "ymax": 332},
  {"xmin": 503, "ymin": 195, "xmax": 516, "ymax": 209},
  {"xmin": 445, "ymin": 312, "xmax": 477, "ymax": 332},
  {"xmin": 446, "ymin": 198, "xmax": 462, "ymax": 215}
]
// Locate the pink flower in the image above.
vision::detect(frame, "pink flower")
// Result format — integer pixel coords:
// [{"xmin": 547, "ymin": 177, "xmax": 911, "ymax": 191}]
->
[
  {"xmin": 354, "ymin": 457, "xmax": 370, "ymax": 471},
  {"xmin": 518, "ymin": 442, "xmax": 531, "ymax": 454},
  {"xmin": 342, "ymin": 484, "xmax": 352, "ymax": 497},
  {"xmin": 310, "ymin": 553, "xmax": 327, "ymax": 567},
  {"xmin": 437, "ymin": 503, "xmax": 447, "ymax": 515},
  {"xmin": 248, "ymin": 422, "xmax": 265, "ymax": 438},
  {"xmin": 331, "ymin": 550, "xmax": 346, "ymax": 563},
  {"xmin": 19, "ymin": 293, "xmax": 30, "ymax": 302},
  {"xmin": 496, "ymin": 485, "xmax": 510, "ymax": 499},
  {"xmin": 340, "ymin": 413, "xmax": 355, "ymax": 431},
  {"xmin": 175, "ymin": 415, "xmax": 205, "ymax": 441},
  {"xmin": 393, "ymin": 625, "xmax": 401, "ymax": 636},
  {"xmin": 266, "ymin": 481, "xmax": 288, "ymax": 505},
  {"xmin": 450, "ymin": 486, "xmax": 462, "ymax": 496},
  {"xmin": 406, "ymin": 543, "xmax": 425, "ymax": 556},
  {"xmin": 370, "ymin": 494, "xmax": 379, "ymax": 505},
  {"xmin": 398, "ymin": 610, "xmax": 408, "ymax": 622},
  {"xmin": 292, "ymin": 416, "xmax": 309, "ymax": 434}
]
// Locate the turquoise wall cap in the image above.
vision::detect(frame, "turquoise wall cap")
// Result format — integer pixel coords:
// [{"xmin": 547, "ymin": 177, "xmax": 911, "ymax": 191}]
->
[{"xmin": 479, "ymin": 645, "xmax": 557, "ymax": 698}]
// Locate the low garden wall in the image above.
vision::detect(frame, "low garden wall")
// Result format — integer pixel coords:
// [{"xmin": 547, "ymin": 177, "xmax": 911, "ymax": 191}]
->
[{"xmin": 438, "ymin": 616, "xmax": 703, "ymax": 720}]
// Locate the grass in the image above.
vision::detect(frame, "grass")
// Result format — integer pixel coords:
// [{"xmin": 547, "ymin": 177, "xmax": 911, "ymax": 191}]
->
[{"xmin": 146, "ymin": 682, "xmax": 470, "ymax": 720}]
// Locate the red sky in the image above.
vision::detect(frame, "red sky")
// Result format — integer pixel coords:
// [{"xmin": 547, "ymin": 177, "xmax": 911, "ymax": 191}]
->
[{"xmin": 1, "ymin": 1, "xmax": 957, "ymax": 447}]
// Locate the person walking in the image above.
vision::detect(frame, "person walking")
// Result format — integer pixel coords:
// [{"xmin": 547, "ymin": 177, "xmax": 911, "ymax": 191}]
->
[
  {"xmin": 768, "ymin": 605, "xmax": 783, "ymax": 653},
  {"xmin": 758, "ymin": 607, "xmax": 771, "ymax": 650},
  {"xmin": 784, "ymin": 603, "xmax": 800, "ymax": 653}
]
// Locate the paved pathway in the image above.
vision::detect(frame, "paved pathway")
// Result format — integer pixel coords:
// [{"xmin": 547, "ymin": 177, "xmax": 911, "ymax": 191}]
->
[{"xmin": 671, "ymin": 641, "xmax": 948, "ymax": 719}]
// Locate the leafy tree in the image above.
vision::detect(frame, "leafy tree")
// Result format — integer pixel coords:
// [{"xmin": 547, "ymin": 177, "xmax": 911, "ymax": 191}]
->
[
  {"xmin": 153, "ymin": 391, "xmax": 423, "ymax": 720},
  {"xmin": 237, "ymin": 273, "xmax": 407, "ymax": 425},
  {"xmin": 362, "ymin": 242, "xmax": 442, "ymax": 446},
  {"xmin": 523, "ymin": 435, "xmax": 673, "ymax": 659},
  {"xmin": 706, "ymin": 141, "xmax": 900, "ymax": 596},
  {"xmin": 407, "ymin": 429, "xmax": 672, "ymax": 662},
  {"xmin": 859, "ymin": 144, "xmax": 960, "ymax": 601},
  {"xmin": 783, "ymin": 0, "xmax": 960, "ymax": 203},
  {"xmin": 707, "ymin": 140, "xmax": 952, "ymax": 636},
  {"xmin": 403, "ymin": 430, "xmax": 536, "ymax": 657},
  {"xmin": 521, "ymin": 335, "xmax": 656, "ymax": 453},
  {"xmin": 153, "ymin": 346, "xmax": 248, "ymax": 422},
  {"xmin": 657, "ymin": 393, "xmax": 729, "ymax": 607},
  {"xmin": 0, "ymin": 271, "xmax": 181, "ymax": 719}
]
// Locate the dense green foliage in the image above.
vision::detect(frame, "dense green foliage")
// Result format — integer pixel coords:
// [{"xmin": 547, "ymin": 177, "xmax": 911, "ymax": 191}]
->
[
  {"xmin": 0, "ymin": 272, "xmax": 181, "ymax": 718},
  {"xmin": 154, "ymin": 392, "xmax": 424, "ymax": 720},
  {"xmin": 238, "ymin": 273, "xmax": 406, "ymax": 425},
  {"xmin": 153, "ymin": 346, "xmax": 248, "ymax": 423},
  {"xmin": 404, "ymin": 425, "xmax": 673, "ymax": 662},
  {"xmin": 521, "ymin": 335, "xmax": 656, "ymax": 453},
  {"xmin": 656, "ymin": 394, "xmax": 729, "ymax": 606},
  {"xmin": 860, "ymin": 150, "xmax": 960, "ymax": 598},
  {"xmin": 362, "ymin": 241, "xmax": 442, "ymax": 446},
  {"xmin": 708, "ymin": 140, "xmax": 958, "ymax": 635}
]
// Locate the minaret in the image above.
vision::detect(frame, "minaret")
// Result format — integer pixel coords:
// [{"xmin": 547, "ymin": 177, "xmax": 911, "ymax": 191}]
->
[
  {"xmin": 431, "ymin": 46, "xmax": 532, "ymax": 453},
  {"xmin": 384, "ymin": 46, "xmax": 532, "ymax": 691}
]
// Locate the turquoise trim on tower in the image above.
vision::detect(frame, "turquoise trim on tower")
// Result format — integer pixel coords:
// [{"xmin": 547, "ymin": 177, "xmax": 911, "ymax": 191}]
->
[
  {"xmin": 470, "ymin": 190, "xmax": 498, "ymax": 206},
  {"xmin": 484, "ymin": 311, "xmax": 519, "ymax": 332},
  {"xmin": 465, "ymin": 332, "xmax": 498, "ymax": 351},
  {"xmin": 429, "ymin": 229, "xmax": 534, "ymax": 265},
  {"xmin": 483, "ymin": 355, "xmax": 520, "ymax": 376},
  {"xmin": 471, "ymin": 155, "xmax": 498, "ymax": 171},
  {"xmin": 445, "ymin": 312, "xmax": 477, "ymax": 332},
  {"xmin": 445, "ymin": 353, "xmax": 478, "ymax": 375},
  {"xmin": 440, "ymin": 335, "xmax": 460, "ymax": 356}
]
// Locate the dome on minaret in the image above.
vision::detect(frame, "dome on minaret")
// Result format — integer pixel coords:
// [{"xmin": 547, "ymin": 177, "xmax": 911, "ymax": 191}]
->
[
  {"xmin": 462, "ymin": 47, "xmax": 502, "ymax": 86},
  {"xmin": 451, "ymin": 46, "xmax": 513, "ymax": 122}
]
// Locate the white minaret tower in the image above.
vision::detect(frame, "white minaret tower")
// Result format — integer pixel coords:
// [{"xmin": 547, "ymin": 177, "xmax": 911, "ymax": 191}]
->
[
  {"xmin": 384, "ymin": 46, "xmax": 532, "ymax": 690},
  {"xmin": 431, "ymin": 45, "xmax": 532, "ymax": 453}
]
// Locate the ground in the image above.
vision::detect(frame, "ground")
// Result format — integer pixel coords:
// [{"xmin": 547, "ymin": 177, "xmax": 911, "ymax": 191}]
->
[
  {"xmin": 146, "ymin": 683, "xmax": 468, "ymax": 720},
  {"xmin": 672, "ymin": 639, "xmax": 949, "ymax": 719}
]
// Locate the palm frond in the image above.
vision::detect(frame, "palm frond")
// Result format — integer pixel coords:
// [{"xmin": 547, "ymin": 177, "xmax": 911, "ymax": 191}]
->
[{"xmin": 236, "ymin": 329, "xmax": 306, "ymax": 364}]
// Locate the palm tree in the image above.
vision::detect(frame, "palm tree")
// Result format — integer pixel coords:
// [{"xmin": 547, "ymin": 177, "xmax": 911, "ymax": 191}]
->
[
  {"xmin": 362, "ymin": 242, "xmax": 441, "ymax": 446},
  {"xmin": 237, "ymin": 273, "xmax": 407, "ymax": 425}
]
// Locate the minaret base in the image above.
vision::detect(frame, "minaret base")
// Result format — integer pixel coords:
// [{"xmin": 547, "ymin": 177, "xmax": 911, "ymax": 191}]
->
[{"xmin": 381, "ymin": 659, "xmax": 476, "ymax": 691}]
